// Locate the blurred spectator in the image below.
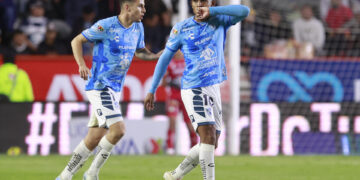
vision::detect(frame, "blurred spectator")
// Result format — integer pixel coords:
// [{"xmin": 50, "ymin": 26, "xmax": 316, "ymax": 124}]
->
[
  {"xmin": 255, "ymin": 9, "xmax": 291, "ymax": 56},
  {"xmin": 64, "ymin": 0, "xmax": 96, "ymax": 27},
  {"xmin": 24, "ymin": 0, "xmax": 66, "ymax": 20},
  {"xmin": 0, "ymin": 29, "xmax": 4, "ymax": 54},
  {"xmin": 37, "ymin": 23, "xmax": 67, "ymax": 55},
  {"xmin": 325, "ymin": 0, "xmax": 353, "ymax": 29},
  {"xmin": 9, "ymin": 30, "xmax": 36, "ymax": 54},
  {"xmin": 16, "ymin": 1, "xmax": 48, "ymax": 47},
  {"xmin": 143, "ymin": 0, "xmax": 169, "ymax": 53},
  {"xmin": 72, "ymin": 5, "xmax": 96, "ymax": 55},
  {"xmin": 241, "ymin": 0, "xmax": 258, "ymax": 57},
  {"xmin": 342, "ymin": 10, "xmax": 360, "ymax": 56},
  {"xmin": 320, "ymin": 0, "xmax": 349, "ymax": 21},
  {"xmin": 324, "ymin": 0, "xmax": 353, "ymax": 56},
  {"xmin": 96, "ymin": 0, "xmax": 119, "ymax": 20},
  {"xmin": 293, "ymin": 5, "xmax": 325, "ymax": 54},
  {"xmin": 0, "ymin": 50, "xmax": 34, "ymax": 102},
  {"xmin": 0, "ymin": 0, "xmax": 16, "ymax": 38}
]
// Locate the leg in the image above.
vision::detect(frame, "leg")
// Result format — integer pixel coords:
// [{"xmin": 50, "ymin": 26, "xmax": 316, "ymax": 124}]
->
[
  {"xmin": 83, "ymin": 88, "xmax": 125, "ymax": 179},
  {"xmin": 164, "ymin": 129, "xmax": 220, "ymax": 180},
  {"xmin": 198, "ymin": 125, "xmax": 216, "ymax": 180},
  {"xmin": 166, "ymin": 99, "xmax": 179, "ymax": 154},
  {"xmin": 166, "ymin": 116, "xmax": 176, "ymax": 154},
  {"xmin": 85, "ymin": 121, "xmax": 125, "ymax": 178},
  {"xmin": 57, "ymin": 127, "xmax": 107, "ymax": 180},
  {"xmin": 180, "ymin": 101, "xmax": 198, "ymax": 147}
]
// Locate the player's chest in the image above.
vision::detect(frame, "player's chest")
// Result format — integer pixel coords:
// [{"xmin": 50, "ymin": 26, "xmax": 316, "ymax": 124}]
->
[
  {"xmin": 107, "ymin": 29, "xmax": 140, "ymax": 50},
  {"xmin": 182, "ymin": 24, "xmax": 219, "ymax": 47}
]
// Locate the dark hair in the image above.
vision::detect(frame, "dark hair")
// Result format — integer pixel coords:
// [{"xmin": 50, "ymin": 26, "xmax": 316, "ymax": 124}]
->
[
  {"xmin": 12, "ymin": 29, "xmax": 24, "ymax": 38},
  {"xmin": 2, "ymin": 48, "xmax": 16, "ymax": 64},
  {"xmin": 119, "ymin": 0, "xmax": 135, "ymax": 7},
  {"xmin": 82, "ymin": 5, "xmax": 94, "ymax": 14}
]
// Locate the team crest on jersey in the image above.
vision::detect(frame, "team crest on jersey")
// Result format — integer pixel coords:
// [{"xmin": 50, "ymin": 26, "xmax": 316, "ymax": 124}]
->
[
  {"xmin": 97, "ymin": 25, "xmax": 104, "ymax": 32},
  {"xmin": 172, "ymin": 29, "xmax": 178, "ymax": 35},
  {"xmin": 190, "ymin": 115, "xmax": 195, "ymax": 123},
  {"xmin": 97, "ymin": 109, "xmax": 103, "ymax": 116}
]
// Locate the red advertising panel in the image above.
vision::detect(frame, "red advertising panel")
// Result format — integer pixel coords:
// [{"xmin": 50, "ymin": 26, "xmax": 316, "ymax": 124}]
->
[{"xmin": 15, "ymin": 55, "xmax": 166, "ymax": 101}]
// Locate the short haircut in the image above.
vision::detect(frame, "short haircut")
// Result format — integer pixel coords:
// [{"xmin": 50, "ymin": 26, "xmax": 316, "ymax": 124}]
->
[
  {"xmin": 119, "ymin": 0, "xmax": 135, "ymax": 8},
  {"xmin": 3, "ymin": 49, "xmax": 16, "ymax": 64}
]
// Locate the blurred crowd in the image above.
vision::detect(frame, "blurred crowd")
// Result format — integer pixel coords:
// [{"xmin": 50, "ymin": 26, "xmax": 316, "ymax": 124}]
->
[
  {"xmin": 0, "ymin": 0, "xmax": 360, "ymax": 58},
  {"xmin": 243, "ymin": 0, "xmax": 360, "ymax": 58},
  {"xmin": 0, "ymin": 0, "xmax": 174, "ymax": 55}
]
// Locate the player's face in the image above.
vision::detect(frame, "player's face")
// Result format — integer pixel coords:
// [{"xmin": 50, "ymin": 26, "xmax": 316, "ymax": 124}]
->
[
  {"xmin": 191, "ymin": 0, "xmax": 213, "ymax": 16},
  {"xmin": 129, "ymin": 0, "xmax": 146, "ymax": 22}
]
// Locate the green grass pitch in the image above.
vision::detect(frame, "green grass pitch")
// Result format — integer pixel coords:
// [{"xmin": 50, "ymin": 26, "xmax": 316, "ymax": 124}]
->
[{"xmin": 0, "ymin": 155, "xmax": 360, "ymax": 179}]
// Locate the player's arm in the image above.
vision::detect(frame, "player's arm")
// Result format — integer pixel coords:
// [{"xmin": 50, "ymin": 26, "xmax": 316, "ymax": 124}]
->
[
  {"xmin": 198, "ymin": 5, "xmax": 250, "ymax": 24},
  {"xmin": 144, "ymin": 48, "xmax": 176, "ymax": 111},
  {"xmin": 135, "ymin": 48, "xmax": 162, "ymax": 60},
  {"xmin": 71, "ymin": 34, "xmax": 91, "ymax": 80}
]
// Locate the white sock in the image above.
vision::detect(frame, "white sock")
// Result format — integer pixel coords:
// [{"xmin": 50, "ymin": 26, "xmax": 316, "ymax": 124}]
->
[
  {"xmin": 171, "ymin": 144, "xmax": 200, "ymax": 179},
  {"xmin": 199, "ymin": 143, "xmax": 215, "ymax": 180},
  {"xmin": 60, "ymin": 140, "xmax": 92, "ymax": 180},
  {"xmin": 87, "ymin": 136, "xmax": 114, "ymax": 176}
]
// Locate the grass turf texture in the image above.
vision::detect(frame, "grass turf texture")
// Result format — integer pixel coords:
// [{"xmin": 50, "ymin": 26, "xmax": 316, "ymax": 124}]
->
[{"xmin": 0, "ymin": 155, "xmax": 359, "ymax": 180}]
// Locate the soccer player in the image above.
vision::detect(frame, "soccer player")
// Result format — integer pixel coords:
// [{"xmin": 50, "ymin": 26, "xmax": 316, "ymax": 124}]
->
[
  {"xmin": 56, "ymin": 0, "xmax": 161, "ymax": 180},
  {"xmin": 144, "ymin": 1, "xmax": 250, "ymax": 179},
  {"xmin": 161, "ymin": 51, "xmax": 197, "ymax": 154}
]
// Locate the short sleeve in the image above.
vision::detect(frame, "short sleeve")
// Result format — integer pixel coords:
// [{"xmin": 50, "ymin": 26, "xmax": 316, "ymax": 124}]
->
[
  {"xmin": 81, "ymin": 19, "xmax": 107, "ymax": 42},
  {"xmin": 137, "ymin": 23, "xmax": 145, "ymax": 49},
  {"xmin": 165, "ymin": 24, "xmax": 181, "ymax": 52}
]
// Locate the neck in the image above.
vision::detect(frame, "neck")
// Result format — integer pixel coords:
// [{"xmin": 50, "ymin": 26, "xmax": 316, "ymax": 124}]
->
[{"xmin": 118, "ymin": 14, "xmax": 133, "ymax": 28}]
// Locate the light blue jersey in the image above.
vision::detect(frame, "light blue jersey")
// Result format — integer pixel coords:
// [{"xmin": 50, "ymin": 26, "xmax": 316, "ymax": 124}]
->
[
  {"xmin": 149, "ymin": 5, "xmax": 250, "ymax": 93},
  {"xmin": 82, "ymin": 16, "xmax": 145, "ymax": 92},
  {"xmin": 166, "ymin": 15, "xmax": 234, "ymax": 89}
]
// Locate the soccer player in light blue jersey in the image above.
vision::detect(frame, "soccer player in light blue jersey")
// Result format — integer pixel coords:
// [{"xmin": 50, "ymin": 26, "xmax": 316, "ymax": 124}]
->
[
  {"xmin": 56, "ymin": 0, "xmax": 161, "ymax": 180},
  {"xmin": 144, "ymin": 0, "xmax": 250, "ymax": 179}
]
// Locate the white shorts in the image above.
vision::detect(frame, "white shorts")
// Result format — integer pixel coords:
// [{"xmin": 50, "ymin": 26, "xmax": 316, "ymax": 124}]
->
[
  {"xmin": 181, "ymin": 84, "xmax": 222, "ymax": 134},
  {"xmin": 86, "ymin": 88, "xmax": 123, "ymax": 128}
]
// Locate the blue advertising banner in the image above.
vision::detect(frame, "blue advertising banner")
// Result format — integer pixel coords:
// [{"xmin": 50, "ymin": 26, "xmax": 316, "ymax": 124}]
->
[{"xmin": 250, "ymin": 59, "xmax": 360, "ymax": 102}]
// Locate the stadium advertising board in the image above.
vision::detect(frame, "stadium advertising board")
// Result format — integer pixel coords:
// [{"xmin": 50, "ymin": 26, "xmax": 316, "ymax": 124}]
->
[
  {"xmin": 251, "ymin": 59, "xmax": 360, "ymax": 102},
  {"xmin": 15, "ymin": 56, "xmax": 166, "ymax": 102},
  {"xmin": 1, "ymin": 102, "xmax": 360, "ymax": 156}
]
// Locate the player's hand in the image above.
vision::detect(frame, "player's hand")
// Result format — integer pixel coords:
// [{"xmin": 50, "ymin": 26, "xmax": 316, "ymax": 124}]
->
[
  {"xmin": 79, "ymin": 64, "xmax": 91, "ymax": 80},
  {"xmin": 144, "ymin": 93, "xmax": 155, "ymax": 111},
  {"xmin": 196, "ymin": 7, "xmax": 210, "ymax": 21}
]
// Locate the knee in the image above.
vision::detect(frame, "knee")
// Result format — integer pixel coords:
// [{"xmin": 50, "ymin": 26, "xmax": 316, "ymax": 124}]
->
[
  {"xmin": 108, "ymin": 128, "xmax": 125, "ymax": 142},
  {"xmin": 201, "ymin": 134, "xmax": 216, "ymax": 145},
  {"xmin": 84, "ymin": 136, "xmax": 102, "ymax": 150}
]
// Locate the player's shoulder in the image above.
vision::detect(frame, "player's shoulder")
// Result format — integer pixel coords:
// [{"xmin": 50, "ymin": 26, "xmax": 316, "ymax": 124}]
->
[
  {"xmin": 173, "ymin": 17, "xmax": 195, "ymax": 33},
  {"xmin": 95, "ymin": 16, "xmax": 118, "ymax": 28}
]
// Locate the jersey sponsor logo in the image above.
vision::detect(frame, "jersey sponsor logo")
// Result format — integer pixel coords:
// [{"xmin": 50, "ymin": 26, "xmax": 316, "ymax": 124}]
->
[
  {"xmin": 114, "ymin": 36, "xmax": 120, "ymax": 42},
  {"xmin": 200, "ymin": 47, "xmax": 215, "ymax": 60},
  {"xmin": 109, "ymin": 28, "xmax": 121, "ymax": 33},
  {"xmin": 181, "ymin": 26, "xmax": 195, "ymax": 32},
  {"xmin": 195, "ymin": 36, "xmax": 212, "ymax": 46},
  {"xmin": 97, "ymin": 25, "xmax": 104, "ymax": 32},
  {"xmin": 188, "ymin": 33, "xmax": 195, "ymax": 40}
]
